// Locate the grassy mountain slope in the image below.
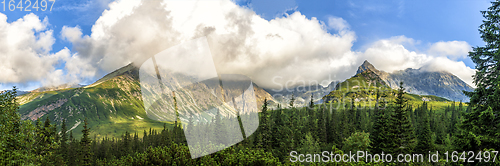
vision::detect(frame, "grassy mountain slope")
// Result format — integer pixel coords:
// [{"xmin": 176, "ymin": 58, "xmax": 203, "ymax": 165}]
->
[
  {"xmin": 18, "ymin": 63, "xmax": 275, "ymax": 138},
  {"xmin": 356, "ymin": 60, "xmax": 474, "ymax": 101},
  {"xmin": 18, "ymin": 70, "xmax": 169, "ymax": 138},
  {"xmin": 322, "ymin": 68, "xmax": 461, "ymax": 112}
]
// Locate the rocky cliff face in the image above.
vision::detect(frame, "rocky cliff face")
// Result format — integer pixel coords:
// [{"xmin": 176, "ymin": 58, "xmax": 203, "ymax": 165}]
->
[
  {"xmin": 356, "ymin": 60, "xmax": 381, "ymax": 75},
  {"xmin": 356, "ymin": 60, "xmax": 474, "ymax": 101}
]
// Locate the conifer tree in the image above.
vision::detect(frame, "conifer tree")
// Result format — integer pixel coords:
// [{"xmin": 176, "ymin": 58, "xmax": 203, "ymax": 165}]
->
[
  {"xmin": 290, "ymin": 107, "xmax": 302, "ymax": 150},
  {"xmin": 80, "ymin": 118, "xmax": 92, "ymax": 166},
  {"xmin": 307, "ymin": 102, "xmax": 316, "ymax": 139},
  {"xmin": 67, "ymin": 130, "xmax": 78, "ymax": 165},
  {"xmin": 429, "ymin": 106, "xmax": 436, "ymax": 132},
  {"xmin": 122, "ymin": 131, "xmax": 131, "ymax": 155},
  {"xmin": 325, "ymin": 104, "xmax": 333, "ymax": 143},
  {"xmin": 271, "ymin": 105, "xmax": 282, "ymax": 149},
  {"xmin": 370, "ymin": 104, "xmax": 392, "ymax": 153},
  {"xmin": 415, "ymin": 102, "xmax": 433, "ymax": 153},
  {"xmin": 289, "ymin": 94, "xmax": 295, "ymax": 108},
  {"xmin": 35, "ymin": 116, "xmax": 59, "ymax": 163},
  {"xmin": 458, "ymin": 101, "xmax": 463, "ymax": 120},
  {"xmin": 259, "ymin": 98, "xmax": 271, "ymax": 150},
  {"xmin": 317, "ymin": 105, "xmax": 327, "ymax": 143},
  {"xmin": 59, "ymin": 120, "xmax": 68, "ymax": 158},
  {"xmin": 449, "ymin": 102, "xmax": 459, "ymax": 136},
  {"xmin": 309, "ymin": 94, "xmax": 314, "ymax": 109},
  {"xmin": 436, "ymin": 114, "xmax": 447, "ymax": 144},
  {"xmin": 0, "ymin": 87, "xmax": 37, "ymax": 165},
  {"xmin": 143, "ymin": 130, "xmax": 148, "ymax": 150},
  {"xmin": 387, "ymin": 82, "xmax": 415, "ymax": 154},
  {"xmin": 214, "ymin": 108, "xmax": 227, "ymax": 146},
  {"xmin": 461, "ymin": 0, "xmax": 500, "ymax": 151},
  {"xmin": 272, "ymin": 106, "xmax": 293, "ymax": 161}
]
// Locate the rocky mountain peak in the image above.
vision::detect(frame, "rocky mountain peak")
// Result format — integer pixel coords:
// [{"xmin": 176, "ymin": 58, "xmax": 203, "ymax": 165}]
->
[
  {"xmin": 356, "ymin": 60, "xmax": 380, "ymax": 75},
  {"xmin": 85, "ymin": 63, "xmax": 139, "ymax": 88},
  {"xmin": 350, "ymin": 60, "xmax": 474, "ymax": 101}
]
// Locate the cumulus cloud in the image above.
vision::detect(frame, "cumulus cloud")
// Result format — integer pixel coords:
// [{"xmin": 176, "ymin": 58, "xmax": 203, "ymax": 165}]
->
[
  {"xmin": 61, "ymin": 0, "xmax": 358, "ymax": 89},
  {"xmin": 58, "ymin": 0, "xmax": 476, "ymax": 89},
  {"xmin": 361, "ymin": 36, "xmax": 429, "ymax": 72},
  {"xmin": 61, "ymin": 26, "xmax": 83, "ymax": 42},
  {"xmin": 0, "ymin": 13, "xmax": 70, "ymax": 86},
  {"xmin": 428, "ymin": 41, "xmax": 471, "ymax": 59},
  {"xmin": 0, "ymin": 0, "xmax": 477, "ymax": 90},
  {"xmin": 62, "ymin": 0, "xmax": 181, "ymax": 78},
  {"xmin": 327, "ymin": 16, "xmax": 350, "ymax": 31},
  {"xmin": 359, "ymin": 36, "xmax": 475, "ymax": 87},
  {"xmin": 420, "ymin": 57, "xmax": 475, "ymax": 87}
]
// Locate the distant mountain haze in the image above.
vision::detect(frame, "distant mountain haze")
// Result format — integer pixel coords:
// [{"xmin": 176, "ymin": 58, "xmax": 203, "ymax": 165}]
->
[{"xmin": 30, "ymin": 84, "xmax": 85, "ymax": 93}]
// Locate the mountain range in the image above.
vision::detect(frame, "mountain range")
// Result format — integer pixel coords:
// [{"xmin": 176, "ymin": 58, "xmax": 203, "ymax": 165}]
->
[
  {"xmin": 355, "ymin": 60, "xmax": 473, "ymax": 102},
  {"xmin": 17, "ymin": 63, "xmax": 274, "ymax": 138},
  {"xmin": 15, "ymin": 60, "xmax": 473, "ymax": 138}
]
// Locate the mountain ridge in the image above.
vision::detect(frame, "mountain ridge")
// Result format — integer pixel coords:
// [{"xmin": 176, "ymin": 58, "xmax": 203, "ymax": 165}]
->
[
  {"xmin": 356, "ymin": 60, "xmax": 473, "ymax": 101},
  {"xmin": 17, "ymin": 63, "xmax": 275, "ymax": 138},
  {"xmin": 15, "ymin": 60, "xmax": 473, "ymax": 138}
]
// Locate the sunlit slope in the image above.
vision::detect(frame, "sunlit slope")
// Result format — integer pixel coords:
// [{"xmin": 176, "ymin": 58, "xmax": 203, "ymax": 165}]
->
[
  {"xmin": 18, "ymin": 63, "xmax": 274, "ymax": 138},
  {"xmin": 322, "ymin": 68, "xmax": 465, "ymax": 112},
  {"xmin": 18, "ymin": 73, "xmax": 168, "ymax": 138},
  {"xmin": 356, "ymin": 60, "xmax": 474, "ymax": 101}
]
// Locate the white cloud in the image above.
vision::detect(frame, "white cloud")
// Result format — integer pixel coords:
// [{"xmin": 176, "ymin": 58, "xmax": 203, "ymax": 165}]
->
[
  {"xmin": 61, "ymin": 26, "xmax": 83, "ymax": 42},
  {"xmin": 361, "ymin": 36, "xmax": 430, "ymax": 72},
  {"xmin": 420, "ymin": 57, "xmax": 475, "ymax": 87},
  {"xmin": 0, "ymin": 13, "xmax": 70, "ymax": 87},
  {"xmin": 428, "ymin": 41, "xmax": 471, "ymax": 59},
  {"xmin": 61, "ymin": 0, "xmax": 358, "ymax": 89},
  {"xmin": 327, "ymin": 16, "xmax": 349, "ymax": 31},
  {"xmin": 359, "ymin": 36, "xmax": 475, "ymax": 87},
  {"xmin": 64, "ymin": 53, "xmax": 98, "ymax": 84},
  {"xmin": 59, "ymin": 0, "xmax": 476, "ymax": 89},
  {"xmin": 0, "ymin": 0, "xmax": 477, "ymax": 91},
  {"xmin": 90, "ymin": 0, "xmax": 142, "ymax": 39}
]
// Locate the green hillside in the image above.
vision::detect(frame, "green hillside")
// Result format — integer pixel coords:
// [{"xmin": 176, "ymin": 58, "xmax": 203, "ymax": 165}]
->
[
  {"xmin": 18, "ymin": 65, "xmax": 169, "ymax": 139},
  {"xmin": 322, "ymin": 69, "xmax": 465, "ymax": 112},
  {"xmin": 17, "ymin": 64, "xmax": 467, "ymax": 139},
  {"xmin": 17, "ymin": 63, "xmax": 274, "ymax": 139}
]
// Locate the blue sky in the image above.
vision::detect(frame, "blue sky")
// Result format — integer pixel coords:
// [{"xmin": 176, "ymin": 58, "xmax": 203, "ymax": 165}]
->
[
  {"xmin": 0, "ymin": 0, "xmax": 491, "ymax": 91},
  {"xmin": 244, "ymin": 0, "xmax": 490, "ymax": 68},
  {"xmin": 1, "ymin": 0, "xmax": 111, "ymax": 50}
]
